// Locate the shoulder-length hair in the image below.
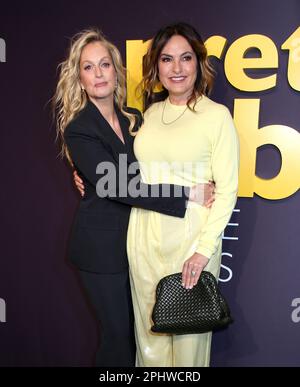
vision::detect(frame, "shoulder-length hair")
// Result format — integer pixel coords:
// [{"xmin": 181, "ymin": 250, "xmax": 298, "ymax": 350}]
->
[
  {"xmin": 53, "ymin": 28, "xmax": 136, "ymax": 164},
  {"xmin": 139, "ymin": 22, "xmax": 214, "ymax": 111}
]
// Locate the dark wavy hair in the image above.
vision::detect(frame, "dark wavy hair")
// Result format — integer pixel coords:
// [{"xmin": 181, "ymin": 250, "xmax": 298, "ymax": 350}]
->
[{"xmin": 139, "ymin": 22, "xmax": 214, "ymax": 111}]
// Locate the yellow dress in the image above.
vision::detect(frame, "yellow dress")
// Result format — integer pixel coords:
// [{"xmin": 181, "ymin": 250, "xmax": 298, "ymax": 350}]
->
[{"xmin": 127, "ymin": 95, "xmax": 239, "ymax": 367}]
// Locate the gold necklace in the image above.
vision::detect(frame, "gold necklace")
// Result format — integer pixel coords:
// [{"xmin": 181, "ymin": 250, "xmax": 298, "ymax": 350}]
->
[{"xmin": 161, "ymin": 99, "xmax": 188, "ymax": 125}]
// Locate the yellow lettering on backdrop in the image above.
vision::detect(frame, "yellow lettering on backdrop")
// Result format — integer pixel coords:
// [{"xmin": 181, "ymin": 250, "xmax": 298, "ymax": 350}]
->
[
  {"xmin": 234, "ymin": 99, "xmax": 300, "ymax": 199},
  {"xmin": 126, "ymin": 40, "xmax": 150, "ymax": 111},
  {"xmin": 204, "ymin": 35, "xmax": 227, "ymax": 59},
  {"xmin": 282, "ymin": 26, "xmax": 300, "ymax": 91},
  {"xmin": 126, "ymin": 30, "xmax": 300, "ymax": 199},
  {"xmin": 126, "ymin": 28, "xmax": 300, "ymax": 103},
  {"xmin": 224, "ymin": 35, "xmax": 278, "ymax": 91}
]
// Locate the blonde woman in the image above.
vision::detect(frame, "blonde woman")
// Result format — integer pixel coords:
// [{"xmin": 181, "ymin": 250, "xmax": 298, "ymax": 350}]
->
[{"xmin": 54, "ymin": 29, "xmax": 214, "ymax": 366}]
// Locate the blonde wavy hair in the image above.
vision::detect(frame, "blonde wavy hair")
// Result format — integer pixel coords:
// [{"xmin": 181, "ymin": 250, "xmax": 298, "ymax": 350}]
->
[
  {"xmin": 53, "ymin": 28, "xmax": 137, "ymax": 164},
  {"xmin": 138, "ymin": 22, "xmax": 215, "ymax": 111}
]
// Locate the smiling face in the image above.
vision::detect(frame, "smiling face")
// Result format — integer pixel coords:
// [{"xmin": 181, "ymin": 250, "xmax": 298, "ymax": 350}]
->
[
  {"xmin": 158, "ymin": 34, "xmax": 198, "ymax": 104},
  {"xmin": 79, "ymin": 41, "xmax": 116, "ymax": 103}
]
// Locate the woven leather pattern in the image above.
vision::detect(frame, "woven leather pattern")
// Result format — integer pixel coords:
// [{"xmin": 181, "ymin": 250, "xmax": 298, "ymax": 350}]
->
[{"xmin": 151, "ymin": 271, "xmax": 233, "ymax": 335}]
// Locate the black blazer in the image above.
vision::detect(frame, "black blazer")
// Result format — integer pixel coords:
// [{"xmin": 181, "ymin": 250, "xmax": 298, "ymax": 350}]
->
[{"xmin": 64, "ymin": 100, "xmax": 188, "ymax": 273}]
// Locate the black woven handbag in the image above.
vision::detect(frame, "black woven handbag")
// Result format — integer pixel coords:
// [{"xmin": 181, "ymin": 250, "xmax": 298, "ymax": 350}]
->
[{"xmin": 151, "ymin": 271, "xmax": 233, "ymax": 335}]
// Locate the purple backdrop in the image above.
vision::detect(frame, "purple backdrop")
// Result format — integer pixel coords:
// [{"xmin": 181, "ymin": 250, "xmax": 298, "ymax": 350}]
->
[{"xmin": 0, "ymin": 0, "xmax": 299, "ymax": 366}]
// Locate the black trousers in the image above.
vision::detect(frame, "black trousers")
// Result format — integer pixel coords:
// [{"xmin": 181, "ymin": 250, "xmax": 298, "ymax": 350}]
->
[{"xmin": 78, "ymin": 268, "xmax": 136, "ymax": 367}]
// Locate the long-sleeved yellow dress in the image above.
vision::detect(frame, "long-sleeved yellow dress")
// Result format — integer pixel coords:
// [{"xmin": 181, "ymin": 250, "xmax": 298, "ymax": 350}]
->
[{"xmin": 127, "ymin": 95, "xmax": 239, "ymax": 367}]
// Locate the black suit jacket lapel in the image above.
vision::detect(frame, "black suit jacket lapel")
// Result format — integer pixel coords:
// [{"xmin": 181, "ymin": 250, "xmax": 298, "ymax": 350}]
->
[
  {"xmin": 86, "ymin": 100, "xmax": 137, "ymax": 165},
  {"xmin": 86, "ymin": 100, "xmax": 127, "ymax": 154},
  {"xmin": 115, "ymin": 107, "xmax": 137, "ymax": 164}
]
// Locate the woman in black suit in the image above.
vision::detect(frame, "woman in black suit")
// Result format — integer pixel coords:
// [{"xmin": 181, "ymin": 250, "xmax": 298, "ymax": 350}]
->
[{"xmin": 54, "ymin": 28, "xmax": 212, "ymax": 367}]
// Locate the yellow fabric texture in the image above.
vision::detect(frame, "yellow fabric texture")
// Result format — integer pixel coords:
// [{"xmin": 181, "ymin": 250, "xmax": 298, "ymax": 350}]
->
[{"xmin": 127, "ymin": 95, "xmax": 239, "ymax": 367}]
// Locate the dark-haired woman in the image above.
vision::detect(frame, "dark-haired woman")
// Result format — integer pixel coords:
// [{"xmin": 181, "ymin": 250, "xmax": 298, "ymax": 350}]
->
[{"xmin": 127, "ymin": 23, "xmax": 239, "ymax": 367}]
